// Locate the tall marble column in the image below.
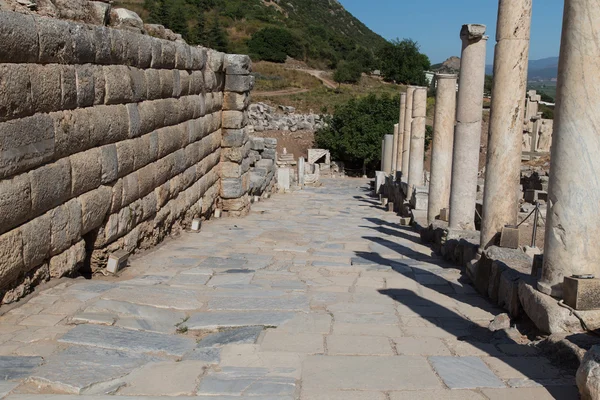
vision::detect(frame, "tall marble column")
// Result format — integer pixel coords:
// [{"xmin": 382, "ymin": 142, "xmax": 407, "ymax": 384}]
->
[
  {"xmin": 539, "ymin": 0, "xmax": 600, "ymax": 297},
  {"xmin": 401, "ymin": 87, "xmax": 416, "ymax": 182},
  {"xmin": 396, "ymin": 93, "xmax": 407, "ymax": 172},
  {"xmin": 448, "ymin": 24, "xmax": 488, "ymax": 230},
  {"xmin": 392, "ymin": 124, "xmax": 399, "ymax": 173},
  {"xmin": 480, "ymin": 0, "xmax": 532, "ymax": 249},
  {"xmin": 428, "ymin": 74, "xmax": 457, "ymax": 225},
  {"xmin": 407, "ymin": 87, "xmax": 427, "ymax": 195},
  {"xmin": 382, "ymin": 134, "xmax": 394, "ymax": 175}
]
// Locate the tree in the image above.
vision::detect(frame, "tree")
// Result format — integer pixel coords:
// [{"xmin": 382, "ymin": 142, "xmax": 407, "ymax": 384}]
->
[
  {"xmin": 484, "ymin": 74, "xmax": 493, "ymax": 96},
  {"xmin": 206, "ymin": 14, "xmax": 228, "ymax": 52},
  {"xmin": 376, "ymin": 39, "xmax": 431, "ymax": 86},
  {"xmin": 347, "ymin": 47, "xmax": 377, "ymax": 73},
  {"xmin": 315, "ymin": 94, "xmax": 400, "ymax": 176},
  {"xmin": 333, "ymin": 61, "xmax": 362, "ymax": 85},
  {"xmin": 190, "ymin": 10, "xmax": 206, "ymax": 45},
  {"xmin": 247, "ymin": 27, "xmax": 302, "ymax": 63}
]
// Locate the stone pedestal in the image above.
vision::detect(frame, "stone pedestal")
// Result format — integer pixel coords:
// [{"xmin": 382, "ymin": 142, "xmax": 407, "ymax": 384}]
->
[
  {"xmin": 382, "ymin": 134, "xmax": 394, "ymax": 175},
  {"xmin": 396, "ymin": 93, "xmax": 407, "ymax": 173},
  {"xmin": 407, "ymin": 87, "xmax": 427, "ymax": 198},
  {"xmin": 480, "ymin": 0, "xmax": 532, "ymax": 249},
  {"xmin": 449, "ymin": 24, "xmax": 488, "ymax": 230},
  {"xmin": 401, "ymin": 87, "xmax": 416, "ymax": 182},
  {"xmin": 277, "ymin": 168, "xmax": 290, "ymax": 192},
  {"xmin": 428, "ymin": 74, "xmax": 457, "ymax": 225},
  {"xmin": 392, "ymin": 123, "xmax": 399, "ymax": 174},
  {"xmin": 539, "ymin": 0, "xmax": 600, "ymax": 297},
  {"xmin": 298, "ymin": 157, "xmax": 305, "ymax": 186}
]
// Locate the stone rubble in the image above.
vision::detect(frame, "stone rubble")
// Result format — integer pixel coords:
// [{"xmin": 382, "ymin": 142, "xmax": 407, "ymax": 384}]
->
[{"xmin": 247, "ymin": 103, "xmax": 327, "ymax": 132}]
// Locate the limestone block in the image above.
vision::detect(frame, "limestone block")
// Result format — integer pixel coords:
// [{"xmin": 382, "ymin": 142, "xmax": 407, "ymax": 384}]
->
[
  {"xmin": 36, "ymin": 16, "xmax": 74, "ymax": 63},
  {"xmin": 110, "ymin": 8, "xmax": 144, "ymax": 30},
  {"xmin": 104, "ymin": 65, "xmax": 134, "ymax": 105},
  {"xmin": 225, "ymin": 75, "xmax": 255, "ymax": 93},
  {"xmin": 0, "ymin": 12, "xmax": 38, "ymax": 63},
  {"xmin": 498, "ymin": 269, "xmax": 522, "ymax": 317},
  {"xmin": 100, "ymin": 144, "xmax": 118, "ymax": 184},
  {"xmin": 145, "ymin": 69, "xmax": 161, "ymax": 100},
  {"xmin": 222, "ymin": 111, "xmax": 248, "ymax": 129},
  {"xmin": 129, "ymin": 67, "xmax": 147, "ymax": 104},
  {"xmin": 89, "ymin": 1, "xmax": 110, "ymax": 26},
  {"xmin": 70, "ymin": 148, "xmax": 102, "ymax": 197},
  {"xmin": 122, "ymin": 172, "xmax": 140, "ymax": 206},
  {"xmin": 162, "ymin": 98, "xmax": 180, "ymax": 127},
  {"xmin": 89, "ymin": 105, "xmax": 129, "ymax": 146},
  {"xmin": 50, "ymin": 198, "xmax": 82, "ymax": 256},
  {"xmin": 80, "ymin": 186, "xmax": 112, "ymax": 234},
  {"xmin": 149, "ymin": 38, "xmax": 164, "ymax": 68},
  {"xmin": 1, "ymin": 114, "xmax": 56, "ymax": 179},
  {"xmin": 263, "ymin": 138, "xmax": 277, "ymax": 149},
  {"xmin": 122, "ymin": 33, "xmax": 141, "ymax": 67},
  {"xmin": 133, "ymin": 134, "xmax": 157, "ymax": 170},
  {"xmin": 155, "ymin": 156, "xmax": 174, "ymax": 186},
  {"xmin": 137, "ymin": 101, "xmax": 158, "ymax": 136},
  {"xmin": 60, "ymin": 65, "xmax": 78, "ymax": 110},
  {"xmin": 221, "ymin": 176, "xmax": 248, "ymax": 199},
  {"xmin": 71, "ymin": 23, "xmax": 96, "ymax": 64},
  {"xmin": 110, "ymin": 179, "xmax": 123, "ymax": 214},
  {"xmin": 178, "ymin": 71, "xmax": 191, "ymax": 97},
  {"xmin": 29, "ymin": 64, "xmax": 62, "ymax": 115},
  {"xmin": 0, "ymin": 173, "xmax": 31, "ymax": 235},
  {"xmin": 189, "ymin": 71, "xmax": 205, "ymax": 95},
  {"xmin": 174, "ymin": 42, "xmax": 192, "ymax": 70},
  {"xmin": 500, "ymin": 226, "xmax": 520, "ymax": 249},
  {"xmin": 92, "ymin": 66, "xmax": 106, "ymax": 105},
  {"xmin": 0, "ymin": 229, "xmax": 24, "ymax": 288},
  {"xmin": 204, "ymin": 69, "xmax": 217, "ymax": 92},
  {"xmin": 224, "ymin": 54, "xmax": 252, "ymax": 75},
  {"xmin": 30, "ymin": 158, "xmax": 72, "ymax": 216},
  {"xmin": 190, "ymin": 46, "xmax": 207, "ymax": 71},
  {"xmin": 222, "ymin": 128, "xmax": 249, "ymax": 148},
  {"xmin": 221, "ymin": 162, "xmax": 243, "ymax": 179},
  {"xmin": 250, "ymin": 137, "xmax": 265, "ymax": 151},
  {"xmin": 138, "ymin": 163, "xmax": 157, "ymax": 198},
  {"xmin": 207, "ymin": 49, "xmax": 224, "ymax": 72},
  {"xmin": 116, "ymin": 140, "xmax": 135, "ymax": 178},
  {"xmin": 0, "ymin": 65, "xmax": 32, "ymax": 122},
  {"xmin": 262, "ymin": 148, "xmax": 276, "ymax": 160},
  {"xmin": 577, "ymin": 346, "xmax": 600, "ymax": 400},
  {"xmin": 172, "ymin": 149, "xmax": 187, "ymax": 176},
  {"xmin": 138, "ymin": 35, "xmax": 153, "ymax": 69},
  {"xmin": 49, "ymin": 240, "xmax": 86, "ymax": 279},
  {"xmin": 191, "ymin": 95, "xmax": 207, "ymax": 119},
  {"xmin": 21, "ymin": 213, "xmax": 51, "ymax": 270},
  {"xmin": 93, "ymin": 26, "xmax": 112, "ymax": 65},
  {"xmin": 564, "ymin": 277, "xmax": 600, "ymax": 311},
  {"xmin": 158, "ymin": 125, "xmax": 185, "ymax": 158},
  {"xmin": 52, "ymin": 110, "xmax": 90, "ymax": 159},
  {"xmin": 161, "ymin": 41, "xmax": 177, "ymax": 69},
  {"xmin": 75, "ymin": 65, "xmax": 95, "ymax": 108}
]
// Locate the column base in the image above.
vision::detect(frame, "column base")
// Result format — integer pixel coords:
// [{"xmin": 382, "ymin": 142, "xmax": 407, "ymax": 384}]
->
[{"xmin": 537, "ymin": 280, "xmax": 562, "ymax": 298}]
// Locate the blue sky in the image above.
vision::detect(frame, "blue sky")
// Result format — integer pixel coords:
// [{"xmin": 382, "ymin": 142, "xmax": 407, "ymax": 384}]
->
[{"xmin": 338, "ymin": 0, "xmax": 564, "ymax": 64}]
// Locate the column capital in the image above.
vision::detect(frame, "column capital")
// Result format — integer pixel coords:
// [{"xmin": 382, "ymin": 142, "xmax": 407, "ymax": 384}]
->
[{"xmin": 460, "ymin": 24, "xmax": 487, "ymax": 41}]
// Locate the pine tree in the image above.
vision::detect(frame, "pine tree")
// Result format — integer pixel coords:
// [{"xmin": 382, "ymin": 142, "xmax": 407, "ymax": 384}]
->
[
  {"xmin": 207, "ymin": 14, "xmax": 228, "ymax": 52},
  {"xmin": 190, "ymin": 10, "xmax": 206, "ymax": 45}
]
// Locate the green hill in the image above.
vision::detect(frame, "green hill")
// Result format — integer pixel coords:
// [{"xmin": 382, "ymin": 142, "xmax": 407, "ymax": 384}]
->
[{"xmin": 116, "ymin": 0, "xmax": 388, "ymax": 68}]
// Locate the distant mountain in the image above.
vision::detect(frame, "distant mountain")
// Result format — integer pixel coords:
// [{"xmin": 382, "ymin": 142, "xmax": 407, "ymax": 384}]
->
[{"xmin": 485, "ymin": 56, "xmax": 559, "ymax": 81}]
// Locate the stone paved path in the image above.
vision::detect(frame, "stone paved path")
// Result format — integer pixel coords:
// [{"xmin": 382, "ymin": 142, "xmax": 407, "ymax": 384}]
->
[{"xmin": 0, "ymin": 179, "xmax": 579, "ymax": 399}]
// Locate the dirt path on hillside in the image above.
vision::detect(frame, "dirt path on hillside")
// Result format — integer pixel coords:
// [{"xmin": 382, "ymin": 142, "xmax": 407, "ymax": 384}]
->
[{"xmin": 253, "ymin": 88, "xmax": 310, "ymax": 97}]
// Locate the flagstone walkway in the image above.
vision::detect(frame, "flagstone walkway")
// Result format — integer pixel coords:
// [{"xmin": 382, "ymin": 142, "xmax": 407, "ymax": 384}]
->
[{"xmin": 0, "ymin": 178, "xmax": 578, "ymax": 399}]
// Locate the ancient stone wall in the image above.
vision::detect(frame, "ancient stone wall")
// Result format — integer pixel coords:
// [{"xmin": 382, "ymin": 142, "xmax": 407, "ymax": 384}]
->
[
  {"xmin": 247, "ymin": 137, "xmax": 278, "ymax": 197},
  {"xmin": 247, "ymin": 103, "xmax": 326, "ymax": 132},
  {"xmin": 0, "ymin": 10, "xmax": 254, "ymax": 303}
]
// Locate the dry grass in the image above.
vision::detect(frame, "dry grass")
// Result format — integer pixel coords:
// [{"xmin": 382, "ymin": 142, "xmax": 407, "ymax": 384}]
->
[{"xmin": 253, "ymin": 62, "xmax": 322, "ymax": 92}]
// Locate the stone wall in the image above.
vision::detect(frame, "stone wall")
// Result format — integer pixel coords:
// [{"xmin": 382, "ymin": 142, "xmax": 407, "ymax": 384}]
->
[
  {"xmin": 247, "ymin": 102, "xmax": 326, "ymax": 132},
  {"xmin": 0, "ymin": 10, "xmax": 254, "ymax": 303},
  {"xmin": 248, "ymin": 137, "xmax": 278, "ymax": 197}
]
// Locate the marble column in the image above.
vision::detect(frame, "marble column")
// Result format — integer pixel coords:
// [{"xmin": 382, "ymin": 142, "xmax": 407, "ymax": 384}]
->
[
  {"xmin": 396, "ymin": 93, "xmax": 407, "ymax": 173},
  {"xmin": 401, "ymin": 86, "xmax": 416, "ymax": 182},
  {"xmin": 448, "ymin": 24, "xmax": 488, "ymax": 230},
  {"xmin": 392, "ymin": 124, "xmax": 399, "ymax": 173},
  {"xmin": 298, "ymin": 157, "xmax": 305, "ymax": 186},
  {"xmin": 428, "ymin": 74, "xmax": 457, "ymax": 225},
  {"xmin": 380, "ymin": 139, "xmax": 385, "ymax": 171},
  {"xmin": 383, "ymin": 134, "xmax": 394, "ymax": 175},
  {"xmin": 480, "ymin": 0, "xmax": 532, "ymax": 249},
  {"xmin": 407, "ymin": 87, "xmax": 427, "ymax": 195},
  {"xmin": 539, "ymin": 0, "xmax": 600, "ymax": 297}
]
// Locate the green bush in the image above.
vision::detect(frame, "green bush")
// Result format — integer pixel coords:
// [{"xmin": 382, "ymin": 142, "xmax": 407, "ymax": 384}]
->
[
  {"xmin": 248, "ymin": 27, "xmax": 302, "ymax": 63},
  {"xmin": 333, "ymin": 61, "xmax": 362, "ymax": 84},
  {"xmin": 377, "ymin": 39, "xmax": 430, "ymax": 86}
]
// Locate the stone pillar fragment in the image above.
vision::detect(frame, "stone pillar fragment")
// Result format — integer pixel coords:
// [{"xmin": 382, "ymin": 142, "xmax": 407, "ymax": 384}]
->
[
  {"xmin": 401, "ymin": 87, "xmax": 415, "ymax": 182},
  {"xmin": 298, "ymin": 157, "xmax": 305, "ymax": 186},
  {"xmin": 407, "ymin": 87, "xmax": 427, "ymax": 195},
  {"xmin": 396, "ymin": 93, "xmax": 407, "ymax": 173},
  {"xmin": 428, "ymin": 74, "xmax": 457, "ymax": 225},
  {"xmin": 480, "ymin": 0, "xmax": 532, "ymax": 248},
  {"xmin": 392, "ymin": 124, "xmax": 399, "ymax": 173},
  {"xmin": 448, "ymin": 24, "xmax": 488, "ymax": 230},
  {"xmin": 382, "ymin": 134, "xmax": 394, "ymax": 175},
  {"xmin": 539, "ymin": 0, "xmax": 600, "ymax": 297}
]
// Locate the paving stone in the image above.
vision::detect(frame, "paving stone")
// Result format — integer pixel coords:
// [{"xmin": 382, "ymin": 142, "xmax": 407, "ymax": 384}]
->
[
  {"xmin": 208, "ymin": 295, "xmax": 309, "ymax": 311},
  {"xmin": 481, "ymin": 386, "xmax": 580, "ymax": 400},
  {"xmin": 0, "ymin": 356, "xmax": 43, "ymax": 380},
  {"xmin": 198, "ymin": 257, "xmax": 248, "ymax": 270},
  {"xmin": 59, "ymin": 324, "xmax": 196, "ymax": 356},
  {"xmin": 84, "ymin": 299, "xmax": 186, "ymax": 327},
  {"xmin": 482, "ymin": 356, "xmax": 562, "ymax": 380},
  {"xmin": 18, "ymin": 314, "xmax": 65, "ymax": 327},
  {"xmin": 327, "ymin": 335, "xmax": 393, "ymax": 356},
  {"xmin": 70, "ymin": 312, "xmax": 116, "ymax": 326},
  {"xmin": 260, "ymin": 332, "xmax": 324, "ymax": 353},
  {"xmin": 278, "ymin": 313, "xmax": 332, "ymax": 334},
  {"xmin": 0, "ymin": 381, "xmax": 18, "ymax": 397},
  {"xmin": 100, "ymin": 286, "xmax": 203, "ymax": 310},
  {"xmin": 117, "ymin": 360, "xmax": 206, "ymax": 396},
  {"xmin": 208, "ymin": 273, "xmax": 254, "ymax": 287},
  {"xmin": 300, "ymin": 390, "xmax": 387, "ymax": 400},
  {"xmin": 183, "ymin": 347, "xmax": 221, "ymax": 363},
  {"xmin": 119, "ymin": 275, "xmax": 172, "ymax": 286},
  {"xmin": 8, "ymin": 395, "xmax": 292, "ymax": 399},
  {"xmin": 29, "ymin": 346, "xmax": 154, "ymax": 394},
  {"xmin": 168, "ymin": 273, "xmax": 211, "ymax": 287},
  {"xmin": 302, "ymin": 355, "xmax": 441, "ymax": 391},
  {"xmin": 187, "ymin": 311, "xmax": 295, "ymax": 330},
  {"xmin": 390, "ymin": 389, "xmax": 486, "ymax": 399},
  {"xmin": 198, "ymin": 326, "xmax": 264, "ymax": 347},
  {"xmin": 393, "ymin": 337, "xmax": 451, "ymax": 356},
  {"xmin": 429, "ymin": 356, "xmax": 506, "ymax": 389}
]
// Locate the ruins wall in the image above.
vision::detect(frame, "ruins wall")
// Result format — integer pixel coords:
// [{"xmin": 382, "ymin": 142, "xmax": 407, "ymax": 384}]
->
[{"xmin": 0, "ymin": 10, "xmax": 254, "ymax": 303}]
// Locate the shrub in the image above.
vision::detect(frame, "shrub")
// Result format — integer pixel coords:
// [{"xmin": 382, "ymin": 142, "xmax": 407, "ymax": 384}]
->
[
  {"xmin": 248, "ymin": 27, "xmax": 302, "ymax": 63},
  {"xmin": 333, "ymin": 61, "xmax": 362, "ymax": 84}
]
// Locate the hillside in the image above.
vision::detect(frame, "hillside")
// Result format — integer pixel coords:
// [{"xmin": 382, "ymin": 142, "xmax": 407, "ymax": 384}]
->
[
  {"xmin": 485, "ymin": 56, "xmax": 559, "ymax": 82},
  {"xmin": 116, "ymin": 0, "xmax": 388, "ymax": 68}
]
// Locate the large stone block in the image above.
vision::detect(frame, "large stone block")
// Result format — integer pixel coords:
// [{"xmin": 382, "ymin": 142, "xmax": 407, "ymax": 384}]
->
[
  {"xmin": 30, "ymin": 158, "xmax": 72, "ymax": 216},
  {"xmin": 190, "ymin": 46, "xmax": 207, "ymax": 71},
  {"xmin": 0, "ymin": 113, "xmax": 55, "ymax": 179},
  {"xmin": 80, "ymin": 186, "xmax": 112, "ymax": 234},
  {"xmin": 225, "ymin": 75, "xmax": 255, "ymax": 93},
  {"xmin": 0, "ymin": 12, "xmax": 38, "ymax": 63},
  {"xmin": 104, "ymin": 65, "xmax": 134, "ymax": 105},
  {"xmin": 121, "ymin": 31, "xmax": 141, "ymax": 66},
  {"xmin": 0, "ymin": 64, "xmax": 32, "ymax": 121},
  {"xmin": 49, "ymin": 240, "xmax": 86, "ymax": 278},
  {"xmin": 159, "ymin": 69, "xmax": 175, "ymax": 99},
  {"xmin": 129, "ymin": 67, "xmax": 147, "ymax": 103},
  {"xmin": 189, "ymin": 71, "xmax": 204, "ymax": 95},
  {"xmin": 207, "ymin": 49, "xmax": 224, "ymax": 72},
  {"xmin": 70, "ymin": 148, "xmax": 102, "ymax": 197},
  {"xmin": 204, "ymin": 69, "xmax": 217, "ymax": 92},
  {"xmin": 222, "ymin": 111, "xmax": 248, "ymax": 129},
  {"xmin": 0, "ymin": 229, "xmax": 24, "ymax": 289},
  {"xmin": 137, "ymin": 101, "xmax": 158, "ymax": 136},
  {"xmin": 36, "ymin": 15, "xmax": 74, "ymax": 63},
  {"xmin": 137, "ymin": 34, "xmax": 153, "ymax": 69},
  {"xmin": 162, "ymin": 98, "xmax": 182, "ymax": 127},
  {"xmin": 93, "ymin": 26, "xmax": 112, "ymax": 65},
  {"xmin": 75, "ymin": 65, "xmax": 95, "ymax": 108},
  {"xmin": 564, "ymin": 277, "xmax": 600, "ymax": 311},
  {"xmin": 101, "ymin": 144, "xmax": 118, "ymax": 184},
  {"xmin": 224, "ymin": 54, "xmax": 252, "ymax": 75},
  {"xmin": 174, "ymin": 42, "xmax": 192, "ymax": 70},
  {"xmin": 161, "ymin": 41, "xmax": 177, "ymax": 69},
  {"xmin": 60, "ymin": 65, "xmax": 78, "ymax": 110},
  {"xmin": 89, "ymin": 105, "xmax": 129, "ymax": 147},
  {"xmin": 0, "ymin": 173, "xmax": 31, "ymax": 235},
  {"xmin": 122, "ymin": 171, "xmax": 140, "ymax": 206},
  {"xmin": 52, "ymin": 109, "xmax": 91, "ymax": 159},
  {"xmin": 126, "ymin": 103, "xmax": 141, "ymax": 139},
  {"xmin": 145, "ymin": 69, "xmax": 161, "ymax": 100},
  {"xmin": 50, "ymin": 198, "xmax": 82, "ymax": 256},
  {"xmin": 71, "ymin": 23, "xmax": 96, "ymax": 64},
  {"xmin": 179, "ymin": 71, "xmax": 191, "ymax": 96},
  {"xmin": 116, "ymin": 140, "xmax": 135, "ymax": 178},
  {"xmin": 137, "ymin": 163, "xmax": 157, "ymax": 198},
  {"xmin": 222, "ymin": 128, "xmax": 249, "ymax": 148},
  {"xmin": 221, "ymin": 174, "xmax": 248, "ymax": 199},
  {"xmin": 92, "ymin": 65, "xmax": 106, "ymax": 105},
  {"xmin": 221, "ymin": 162, "xmax": 243, "ymax": 179},
  {"xmin": 498, "ymin": 268, "xmax": 522, "ymax": 317},
  {"xmin": 133, "ymin": 133, "xmax": 156, "ymax": 170},
  {"xmin": 108, "ymin": 28, "xmax": 126, "ymax": 64},
  {"xmin": 21, "ymin": 213, "xmax": 51, "ymax": 270}
]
